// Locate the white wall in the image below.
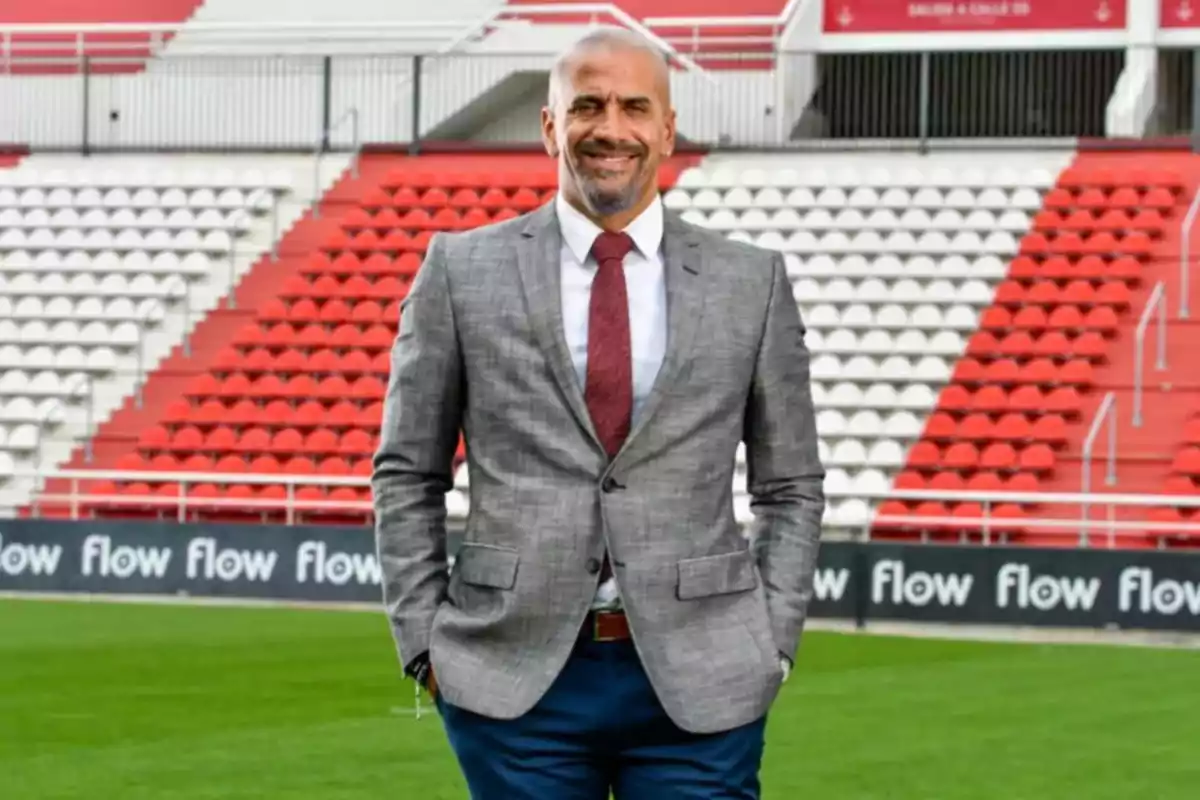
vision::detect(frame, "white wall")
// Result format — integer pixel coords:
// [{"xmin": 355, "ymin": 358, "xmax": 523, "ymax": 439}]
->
[
  {"xmin": 777, "ymin": 0, "xmax": 823, "ymax": 141},
  {"xmin": 1106, "ymin": 54, "xmax": 1157, "ymax": 138},
  {"xmin": 459, "ymin": 83, "xmax": 547, "ymax": 143},
  {"xmin": 1106, "ymin": 0, "xmax": 1160, "ymax": 137}
]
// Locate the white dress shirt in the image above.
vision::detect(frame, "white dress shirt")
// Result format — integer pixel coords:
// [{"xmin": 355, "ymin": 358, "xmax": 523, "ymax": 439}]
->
[{"xmin": 556, "ymin": 193, "xmax": 667, "ymax": 612}]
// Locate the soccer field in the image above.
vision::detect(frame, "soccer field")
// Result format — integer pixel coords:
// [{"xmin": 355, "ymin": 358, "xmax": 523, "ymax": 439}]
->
[{"xmin": 3, "ymin": 598, "xmax": 1197, "ymax": 799}]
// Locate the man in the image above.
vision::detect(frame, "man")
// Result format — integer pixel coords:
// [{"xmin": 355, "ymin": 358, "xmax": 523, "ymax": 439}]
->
[{"xmin": 372, "ymin": 27, "xmax": 825, "ymax": 800}]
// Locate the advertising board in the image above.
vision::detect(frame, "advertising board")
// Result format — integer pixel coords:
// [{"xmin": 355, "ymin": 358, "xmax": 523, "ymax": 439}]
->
[
  {"xmin": 4, "ymin": 520, "xmax": 1199, "ymax": 633},
  {"xmin": 823, "ymin": 1, "xmax": 1127, "ymax": 33},
  {"xmin": 1161, "ymin": 0, "xmax": 1200, "ymax": 27}
]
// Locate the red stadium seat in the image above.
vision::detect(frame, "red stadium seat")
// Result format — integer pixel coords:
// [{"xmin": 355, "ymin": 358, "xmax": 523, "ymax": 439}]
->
[
  {"xmin": 993, "ymin": 413, "xmax": 1032, "ymax": 442},
  {"xmin": 305, "ymin": 429, "xmax": 339, "ymax": 454},
  {"xmin": 966, "ymin": 471, "xmax": 1004, "ymax": 493},
  {"xmin": 924, "ymin": 412, "xmax": 956, "ymax": 440},
  {"xmin": 979, "ymin": 443, "xmax": 1017, "ymax": 471},
  {"xmin": 237, "ymin": 428, "xmax": 272, "ymax": 453},
  {"xmin": 205, "ymin": 426, "xmax": 238, "ymax": 451},
  {"xmin": 270, "ymin": 428, "xmax": 304, "ymax": 455},
  {"xmin": 957, "ymin": 414, "xmax": 992, "ymax": 441}
]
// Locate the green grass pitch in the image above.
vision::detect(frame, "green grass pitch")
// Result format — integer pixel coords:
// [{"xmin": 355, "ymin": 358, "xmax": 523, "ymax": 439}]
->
[{"xmin": 3, "ymin": 598, "xmax": 1197, "ymax": 799}]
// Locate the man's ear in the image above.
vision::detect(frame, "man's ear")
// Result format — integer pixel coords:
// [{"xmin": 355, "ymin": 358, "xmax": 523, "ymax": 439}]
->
[
  {"xmin": 661, "ymin": 107, "xmax": 677, "ymax": 158},
  {"xmin": 541, "ymin": 107, "xmax": 559, "ymax": 158}
]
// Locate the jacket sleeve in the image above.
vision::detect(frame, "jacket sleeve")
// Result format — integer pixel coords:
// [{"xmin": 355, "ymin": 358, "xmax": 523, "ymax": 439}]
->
[
  {"xmin": 743, "ymin": 252, "xmax": 826, "ymax": 662},
  {"xmin": 372, "ymin": 233, "xmax": 464, "ymax": 670}
]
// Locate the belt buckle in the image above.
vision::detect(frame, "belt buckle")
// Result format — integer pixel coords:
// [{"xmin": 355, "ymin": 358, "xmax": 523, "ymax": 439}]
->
[{"xmin": 593, "ymin": 611, "xmax": 623, "ymax": 642}]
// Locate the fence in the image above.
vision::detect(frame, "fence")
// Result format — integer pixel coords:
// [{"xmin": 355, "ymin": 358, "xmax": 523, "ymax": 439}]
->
[
  {"xmin": 0, "ymin": 38, "xmax": 1180, "ymax": 151},
  {"xmin": 7, "ymin": 467, "xmax": 1200, "ymax": 551}
]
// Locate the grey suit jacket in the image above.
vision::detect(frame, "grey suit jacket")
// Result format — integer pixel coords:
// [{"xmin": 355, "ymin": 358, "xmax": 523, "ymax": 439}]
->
[{"xmin": 372, "ymin": 201, "xmax": 825, "ymax": 734}]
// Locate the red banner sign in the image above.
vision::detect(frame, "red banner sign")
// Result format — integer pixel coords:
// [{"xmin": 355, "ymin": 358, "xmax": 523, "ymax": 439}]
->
[
  {"xmin": 1162, "ymin": 0, "xmax": 1200, "ymax": 27},
  {"xmin": 824, "ymin": 1, "xmax": 1126, "ymax": 33}
]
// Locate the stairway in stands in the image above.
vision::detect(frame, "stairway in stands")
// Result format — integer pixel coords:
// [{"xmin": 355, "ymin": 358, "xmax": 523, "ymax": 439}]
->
[
  {"xmin": 887, "ymin": 151, "xmax": 1200, "ymax": 549},
  {"xmin": 61, "ymin": 152, "xmax": 700, "ymax": 524}
]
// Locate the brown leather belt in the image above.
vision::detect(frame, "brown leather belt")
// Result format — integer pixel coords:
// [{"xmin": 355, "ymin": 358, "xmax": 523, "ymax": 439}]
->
[{"xmin": 586, "ymin": 610, "xmax": 631, "ymax": 642}]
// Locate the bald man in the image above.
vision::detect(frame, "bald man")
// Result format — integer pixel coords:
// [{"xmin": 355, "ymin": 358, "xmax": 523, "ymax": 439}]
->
[{"xmin": 373, "ymin": 27, "xmax": 825, "ymax": 800}]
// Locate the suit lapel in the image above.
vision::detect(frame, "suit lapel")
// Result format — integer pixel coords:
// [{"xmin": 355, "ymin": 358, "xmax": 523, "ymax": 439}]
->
[
  {"xmin": 514, "ymin": 203, "xmax": 602, "ymax": 449},
  {"xmin": 618, "ymin": 210, "xmax": 707, "ymax": 458}
]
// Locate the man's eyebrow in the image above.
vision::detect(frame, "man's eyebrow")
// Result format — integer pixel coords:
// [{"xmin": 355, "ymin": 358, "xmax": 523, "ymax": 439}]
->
[{"xmin": 569, "ymin": 93, "xmax": 653, "ymax": 106}]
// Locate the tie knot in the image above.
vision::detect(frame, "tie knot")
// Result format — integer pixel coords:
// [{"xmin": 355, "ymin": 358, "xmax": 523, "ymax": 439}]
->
[{"xmin": 591, "ymin": 231, "xmax": 634, "ymax": 266}]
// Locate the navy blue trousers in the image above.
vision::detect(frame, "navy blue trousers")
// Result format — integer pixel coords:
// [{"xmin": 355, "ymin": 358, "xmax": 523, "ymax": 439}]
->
[{"xmin": 435, "ymin": 629, "xmax": 767, "ymax": 800}]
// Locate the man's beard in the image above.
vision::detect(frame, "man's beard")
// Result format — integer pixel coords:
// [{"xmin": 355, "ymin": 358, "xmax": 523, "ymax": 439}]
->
[
  {"xmin": 572, "ymin": 145, "xmax": 646, "ymax": 216},
  {"xmin": 580, "ymin": 173, "xmax": 642, "ymax": 216}
]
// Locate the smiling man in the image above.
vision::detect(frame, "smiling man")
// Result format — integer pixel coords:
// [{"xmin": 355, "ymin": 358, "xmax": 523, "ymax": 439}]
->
[{"xmin": 373, "ymin": 27, "xmax": 825, "ymax": 800}]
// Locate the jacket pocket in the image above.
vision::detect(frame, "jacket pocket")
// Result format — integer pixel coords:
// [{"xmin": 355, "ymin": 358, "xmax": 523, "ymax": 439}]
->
[
  {"xmin": 454, "ymin": 543, "xmax": 520, "ymax": 590},
  {"xmin": 676, "ymin": 549, "xmax": 758, "ymax": 600}
]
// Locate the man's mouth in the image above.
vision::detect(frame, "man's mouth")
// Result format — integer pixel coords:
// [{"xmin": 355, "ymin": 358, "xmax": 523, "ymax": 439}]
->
[{"xmin": 579, "ymin": 150, "xmax": 641, "ymax": 171}]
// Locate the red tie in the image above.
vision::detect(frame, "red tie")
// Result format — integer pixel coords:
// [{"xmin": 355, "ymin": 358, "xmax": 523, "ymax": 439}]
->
[
  {"xmin": 585, "ymin": 231, "xmax": 635, "ymax": 458},
  {"xmin": 586, "ymin": 231, "xmax": 634, "ymax": 585}
]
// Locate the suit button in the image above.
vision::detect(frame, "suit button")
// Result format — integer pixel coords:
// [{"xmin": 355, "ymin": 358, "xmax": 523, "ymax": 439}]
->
[
  {"xmin": 585, "ymin": 557, "xmax": 601, "ymax": 575},
  {"xmin": 601, "ymin": 476, "xmax": 622, "ymax": 493}
]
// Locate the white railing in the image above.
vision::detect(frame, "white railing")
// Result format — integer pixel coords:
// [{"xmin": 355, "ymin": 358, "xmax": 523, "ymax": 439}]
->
[
  {"xmin": 8, "ymin": 468, "xmax": 1200, "ymax": 549},
  {"xmin": 1080, "ymin": 391, "xmax": 1118, "ymax": 546},
  {"xmin": 1180, "ymin": 188, "xmax": 1200, "ymax": 318},
  {"xmin": 1132, "ymin": 280, "xmax": 1168, "ymax": 427},
  {"xmin": 0, "ymin": 21, "xmax": 469, "ymax": 60},
  {"xmin": 640, "ymin": 14, "xmax": 785, "ymax": 55}
]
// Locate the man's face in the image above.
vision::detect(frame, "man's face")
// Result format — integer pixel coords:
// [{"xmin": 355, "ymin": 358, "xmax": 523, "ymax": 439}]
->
[{"xmin": 542, "ymin": 45, "xmax": 676, "ymax": 220}]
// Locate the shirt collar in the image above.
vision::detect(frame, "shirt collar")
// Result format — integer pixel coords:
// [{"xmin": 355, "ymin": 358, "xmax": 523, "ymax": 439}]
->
[{"xmin": 555, "ymin": 192, "xmax": 664, "ymax": 265}]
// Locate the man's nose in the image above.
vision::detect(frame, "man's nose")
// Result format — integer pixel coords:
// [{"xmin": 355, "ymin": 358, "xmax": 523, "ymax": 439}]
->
[{"xmin": 592, "ymin": 100, "xmax": 632, "ymax": 140}]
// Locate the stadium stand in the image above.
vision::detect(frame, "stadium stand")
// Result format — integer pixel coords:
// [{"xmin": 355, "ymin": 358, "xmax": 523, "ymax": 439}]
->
[
  {"xmin": 0, "ymin": 153, "xmax": 351, "ymax": 513},
  {"xmin": 7, "ymin": 141, "xmax": 1200, "ymax": 549},
  {"xmin": 5, "ymin": 1, "xmax": 1200, "ymax": 551},
  {"xmin": 876, "ymin": 152, "xmax": 1200, "ymax": 549}
]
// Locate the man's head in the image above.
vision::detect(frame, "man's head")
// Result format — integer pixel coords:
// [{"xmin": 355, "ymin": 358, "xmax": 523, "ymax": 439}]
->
[{"xmin": 542, "ymin": 28, "xmax": 677, "ymax": 228}]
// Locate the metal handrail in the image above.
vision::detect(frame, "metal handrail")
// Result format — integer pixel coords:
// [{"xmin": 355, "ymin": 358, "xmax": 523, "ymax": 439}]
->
[
  {"xmin": 1079, "ymin": 391, "xmax": 1118, "ymax": 546},
  {"xmin": 1132, "ymin": 280, "xmax": 1168, "ymax": 427},
  {"xmin": 0, "ymin": 21, "xmax": 467, "ymax": 46},
  {"xmin": 641, "ymin": 15, "xmax": 789, "ymax": 26},
  {"xmin": 1180, "ymin": 189, "xmax": 1200, "ymax": 318},
  {"xmin": 0, "ymin": 21, "xmax": 478, "ymax": 33},
  {"xmin": 9, "ymin": 474, "xmax": 1200, "ymax": 549},
  {"xmin": 16, "ymin": 466, "xmax": 1200, "ymax": 507},
  {"xmin": 642, "ymin": 13, "xmax": 789, "ymax": 52}
]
